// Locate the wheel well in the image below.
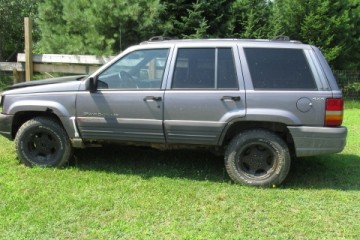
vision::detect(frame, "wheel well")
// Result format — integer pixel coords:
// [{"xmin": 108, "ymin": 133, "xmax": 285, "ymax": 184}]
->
[
  {"xmin": 222, "ymin": 121, "xmax": 295, "ymax": 155},
  {"xmin": 11, "ymin": 110, "xmax": 61, "ymax": 139}
]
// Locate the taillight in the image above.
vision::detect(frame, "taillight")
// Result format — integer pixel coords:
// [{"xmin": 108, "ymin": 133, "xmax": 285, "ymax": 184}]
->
[{"xmin": 325, "ymin": 98, "xmax": 343, "ymax": 126}]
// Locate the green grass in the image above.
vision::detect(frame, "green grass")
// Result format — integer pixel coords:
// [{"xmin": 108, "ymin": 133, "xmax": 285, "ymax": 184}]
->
[
  {"xmin": 0, "ymin": 110, "xmax": 359, "ymax": 239},
  {"xmin": 345, "ymin": 98, "xmax": 360, "ymax": 109}
]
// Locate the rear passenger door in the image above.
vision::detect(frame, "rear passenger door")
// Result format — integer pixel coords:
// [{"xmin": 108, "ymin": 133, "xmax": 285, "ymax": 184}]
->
[{"xmin": 163, "ymin": 46, "xmax": 246, "ymax": 145}]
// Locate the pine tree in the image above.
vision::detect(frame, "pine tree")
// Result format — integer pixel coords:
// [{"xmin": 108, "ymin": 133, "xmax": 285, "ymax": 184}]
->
[
  {"xmin": 179, "ymin": 1, "xmax": 209, "ymax": 38},
  {"xmin": 36, "ymin": 0, "xmax": 164, "ymax": 55},
  {"xmin": 0, "ymin": 0, "xmax": 40, "ymax": 61},
  {"xmin": 227, "ymin": 0, "xmax": 271, "ymax": 39},
  {"xmin": 159, "ymin": 0, "xmax": 231, "ymax": 38},
  {"xmin": 269, "ymin": 0, "xmax": 358, "ymax": 69}
]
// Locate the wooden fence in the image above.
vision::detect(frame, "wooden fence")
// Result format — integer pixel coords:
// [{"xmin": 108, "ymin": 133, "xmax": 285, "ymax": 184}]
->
[
  {"xmin": 0, "ymin": 17, "xmax": 114, "ymax": 84},
  {"xmin": 0, "ymin": 53, "xmax": 114, "ymax": 83}
]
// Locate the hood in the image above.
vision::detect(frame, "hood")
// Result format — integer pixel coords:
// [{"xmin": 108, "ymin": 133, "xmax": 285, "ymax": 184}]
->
[
  {"xmin": 5, "ymin": 75, "xmax": 87, "ymax": 91},
  {"xmin": 2, "ymin": 75, "xmax": 87, "ymax": 95}
]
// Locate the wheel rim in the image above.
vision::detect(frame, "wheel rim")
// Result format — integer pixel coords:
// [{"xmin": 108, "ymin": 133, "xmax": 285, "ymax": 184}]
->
[
  {"xmin": 236, "ymin": 142, "xmax": 277, "ymax": 179},
  {"xmin": 26, "ymin": 129, "xmax": 60, "ymax": 165}
]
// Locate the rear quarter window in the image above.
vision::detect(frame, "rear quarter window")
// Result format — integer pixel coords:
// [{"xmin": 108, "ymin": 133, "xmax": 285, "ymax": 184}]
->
[{"xmin": 244, "ymin": 48, "xmax": 317, "ymax": 90}]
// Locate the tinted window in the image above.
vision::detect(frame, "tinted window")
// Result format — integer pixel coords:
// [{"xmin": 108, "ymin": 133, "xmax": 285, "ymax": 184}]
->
[
  {"xmin": 172, "ymin": 48, "xmax": 238, "ymax": 89},
  {"xmin": 244, "ymin": 48, "xmax": 317, "ymax": 90},
  {"xmin": 172, "ymin": 49, "xmax": 215, "ymax": 89},
  {"xmin": 98, "ymin": 49, "xmax": 169, "ymax": 89},
  {"xmin": 218, "ymin": 48, "xmax": 238, "ymax": 89}
]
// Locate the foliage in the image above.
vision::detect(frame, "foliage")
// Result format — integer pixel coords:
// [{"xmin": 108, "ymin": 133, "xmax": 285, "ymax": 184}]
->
[
  {"xmin": 269, "ymin": 0, "xmax": 360, "ymax": 69},
  {"xmin": 0, "ymin": 74, "xmax": 13, "ymax": 90},
  {"xmin": 0, "ymin": 109, "xmax": 359, "ymax": 238},
  {"xmin": 1, "ymin": 0, "xmax": 359, "ymax": 70},
  {"xmin": 344, "ymin": 0, "xmax": 360, "ymax": 70},
  {"xmin": 333, "ymin": 70, "xmax": 360, "ymax": 99},
  {"xmin": 227, "ymin": 0, "xmax": 271, "ymax": 39},
  {"xmin": 0, "ymin": 0, "xmax": 41, "ymax": 61},
  {"xmin": 36, "ymin": 0, "xmax": 165, "ymax": 55},
  {"xmin": 177, "ymin": 1, "xmax": 210, "ymax": 38},
  {"xmin": 343, "ymin": 82, "xmax": 360, "ymax": 97}
]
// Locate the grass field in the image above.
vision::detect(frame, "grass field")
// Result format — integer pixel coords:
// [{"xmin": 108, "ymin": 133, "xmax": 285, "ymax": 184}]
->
[{"xmin": 0, "ymin": 109, "xmax": 359, "ymax": 239}]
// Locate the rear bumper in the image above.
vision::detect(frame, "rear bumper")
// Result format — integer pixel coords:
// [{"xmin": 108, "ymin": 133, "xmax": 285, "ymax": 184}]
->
[
  {"xmin": 288, "ymin": 126, "xmax": 347, "ymax": 157},
  {"xmin": 0, "ymin": 113, "xmax": 13, "ymax": 140}
]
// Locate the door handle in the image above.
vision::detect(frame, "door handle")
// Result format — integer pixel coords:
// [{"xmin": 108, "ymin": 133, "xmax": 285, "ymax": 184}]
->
[
  {"xmin": 221, "ymin": 96, "xmax": 241, "ymax": 101},
  {"xmin": 144, "ymin": 96, "xmax": 162, "ymax": 101}
]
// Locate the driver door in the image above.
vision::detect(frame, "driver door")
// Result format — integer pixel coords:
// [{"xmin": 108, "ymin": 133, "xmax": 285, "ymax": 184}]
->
[{"xmin": 76, "ymin": 48, "xmax": 170, "ymax": 143}]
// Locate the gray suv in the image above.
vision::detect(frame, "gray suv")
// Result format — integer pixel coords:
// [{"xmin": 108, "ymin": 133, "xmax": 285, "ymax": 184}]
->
[{"xmin": 0, "ymin": 38, "xmax": 347, "ymax": 187}]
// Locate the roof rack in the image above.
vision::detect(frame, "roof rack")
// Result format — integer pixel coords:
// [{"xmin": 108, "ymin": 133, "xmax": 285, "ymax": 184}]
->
[
  {"xmin": 140, "ymin": 36, "xmax": 302, "ymax": 45},
  {"xmin": 148, "ymin": 36, "xmax": 176, "ymax": 42},
  {"xmin": 272, "ymin": 36, "xmax": 290, "ymax": 41},
  {"xmin": 271, "ymin": 36, "xmax": 302, "ymax": 44}
]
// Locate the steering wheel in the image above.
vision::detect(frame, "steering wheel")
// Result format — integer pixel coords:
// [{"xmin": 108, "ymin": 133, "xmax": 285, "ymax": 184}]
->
[{"xmin": 119, "ymin": 71, "xmax": 139, "ymax": 89}]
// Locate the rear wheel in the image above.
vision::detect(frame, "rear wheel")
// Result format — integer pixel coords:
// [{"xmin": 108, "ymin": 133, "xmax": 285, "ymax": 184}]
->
[
  {"xmin": 15, "ymin": 117, "xmax": 72, "ymax": 167},
  {"xmin": 225, "ymin": 129, "xmax": 291, "ymax": 187}
]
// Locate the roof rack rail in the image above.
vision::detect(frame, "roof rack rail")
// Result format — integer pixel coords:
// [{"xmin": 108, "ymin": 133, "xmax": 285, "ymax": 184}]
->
[
  {"xmin": 272, "ymin": 36, "xmax": 290, "ymax": 41},
  {"xmin": 148, "ymin": 36, "xmax": 176, "ymax": 42}
]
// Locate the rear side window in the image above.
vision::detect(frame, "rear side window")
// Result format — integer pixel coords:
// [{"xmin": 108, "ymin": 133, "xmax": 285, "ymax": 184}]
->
[
  {"xmin": 172, "ymin": 48, "xmax": 238, "ymax": 89},
  {"xmin": 218, "ymin": 48, "xmax": 238, "ymax": 89},
  {"xmin": 244, "ymin": 48, "xmax": 317, "ymax": 90}
]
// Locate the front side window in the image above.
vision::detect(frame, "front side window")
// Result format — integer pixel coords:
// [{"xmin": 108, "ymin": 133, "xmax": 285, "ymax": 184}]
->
[
  {"xmin": 97, "ymin": 49, "xmax": 169, "ymax": 89},
  {"xmin": 244, "ymin": 48, "xmax": 317, "ymax": 90},
  {"xmin": 172, "ymin": 48, "xmax": 238, "ymax": 89}
]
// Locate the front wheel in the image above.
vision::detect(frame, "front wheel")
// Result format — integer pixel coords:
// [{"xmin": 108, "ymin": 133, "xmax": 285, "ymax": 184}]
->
[
  {"xmin": 15, "ymin": 117, "xmax": 72, "ymax": 167},
  {"xmin": 224, "ymin": 130, "xmax": 291, "ymax": 187}
]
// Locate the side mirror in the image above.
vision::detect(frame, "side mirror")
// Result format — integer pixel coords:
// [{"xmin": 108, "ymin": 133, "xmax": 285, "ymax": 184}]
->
[{"xmin": 89, "ymin": 77, "xmax": 96, "ymax": 93}]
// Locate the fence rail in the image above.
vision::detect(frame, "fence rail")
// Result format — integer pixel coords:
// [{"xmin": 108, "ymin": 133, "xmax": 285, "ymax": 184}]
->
[
  {"xmin": 0, "ymin": 62, "xmax": 24, "ymax": 71},
  {"xmin": 17, "ymin": 53, "xmax": 114, "ymax": 65},
  {"xmin": 0, "ymin": 53, "xmax": 114, "ymax": 79}
]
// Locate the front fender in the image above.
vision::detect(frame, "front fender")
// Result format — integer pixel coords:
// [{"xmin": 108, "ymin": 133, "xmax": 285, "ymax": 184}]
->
[
  {"xmin": 6, "ymin": 96, "xmax": 78, "ymax": 139},
  {"xmin": 8, "ymin": 100, "xmax": 72, "ymax": 117}
]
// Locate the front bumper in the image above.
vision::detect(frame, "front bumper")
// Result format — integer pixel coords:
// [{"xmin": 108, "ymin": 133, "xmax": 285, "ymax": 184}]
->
[
  {"xmin": 0, "ymin": 113, "xmax": 13, "ymax": 140},
  {"xmin": 288, "ymin": 126, "xmax": 347, "ymax": 157}
]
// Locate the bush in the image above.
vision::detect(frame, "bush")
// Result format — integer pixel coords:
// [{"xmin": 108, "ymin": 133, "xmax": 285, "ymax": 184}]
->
[
  {"xmin": 343, "ymin": 82, "xmax": 360, "ymax": 99},
  {"xmin": 0, "ymin": 74, "xmax": 13, "ymax": 90},
  {"xmin": 333, "ymin": 70, "xmax": 360, "ymax": 100}
]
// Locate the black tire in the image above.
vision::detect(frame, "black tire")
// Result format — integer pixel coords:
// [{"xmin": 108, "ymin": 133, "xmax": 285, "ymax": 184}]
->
[
  {"xmin": 15, "ymin": 117, "xmax": 72, "ymax": 167},
  {"xmin": 224, "ymin": 129, "xmax": 291, "ymax": 187}
]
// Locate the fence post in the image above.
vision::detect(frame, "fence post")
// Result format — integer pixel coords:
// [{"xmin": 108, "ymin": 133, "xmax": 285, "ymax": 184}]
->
[
  {"xmin": 12, "ymin": 68, "xmax": 24, "ymax": 84},
  {"xmin": 24, "ymin": 17, "xmax": 33, "ymax": 81}
]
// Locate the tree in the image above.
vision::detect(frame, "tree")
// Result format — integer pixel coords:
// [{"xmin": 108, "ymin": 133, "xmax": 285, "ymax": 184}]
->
[
  {"xmin": 159, "ymin": 0, "xmax": 231, "ymax": 38},
  {"xmin": 178, "ymin": 1, "xmax": 210, "ymax": 38},
  {"xmin": 36, "ymin": 0, "xmax": 165, "ymax": 55},
  {"xmin": 227, "ymin": 0, "xmax": 271, "ymax": 39},
  {"xmin": 0, "ymin": 0, "xmax": 41, "ymax": 61},
  {"xmin": 158, "ymin": 0, "xmax": 193, "ymax": 37},
  {"xmin": 269, "ymin": 0, "xmax": 359, "ymax": 69},
  {"xmin": 34, "ymin": 0, "xmax": 359, "ymax": 70},
  {"xmin": 342, "ymin": 0, "xmax": 360, "ymax": 70},
  {"xmin": 36, "ymin": 0, "xmax": 232, "ymax": 53}
]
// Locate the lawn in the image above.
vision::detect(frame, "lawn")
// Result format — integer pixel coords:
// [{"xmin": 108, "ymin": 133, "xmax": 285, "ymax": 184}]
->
[{"xmin": 0, "ymin": 109, "xmax": 359, "ymax": 239}]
